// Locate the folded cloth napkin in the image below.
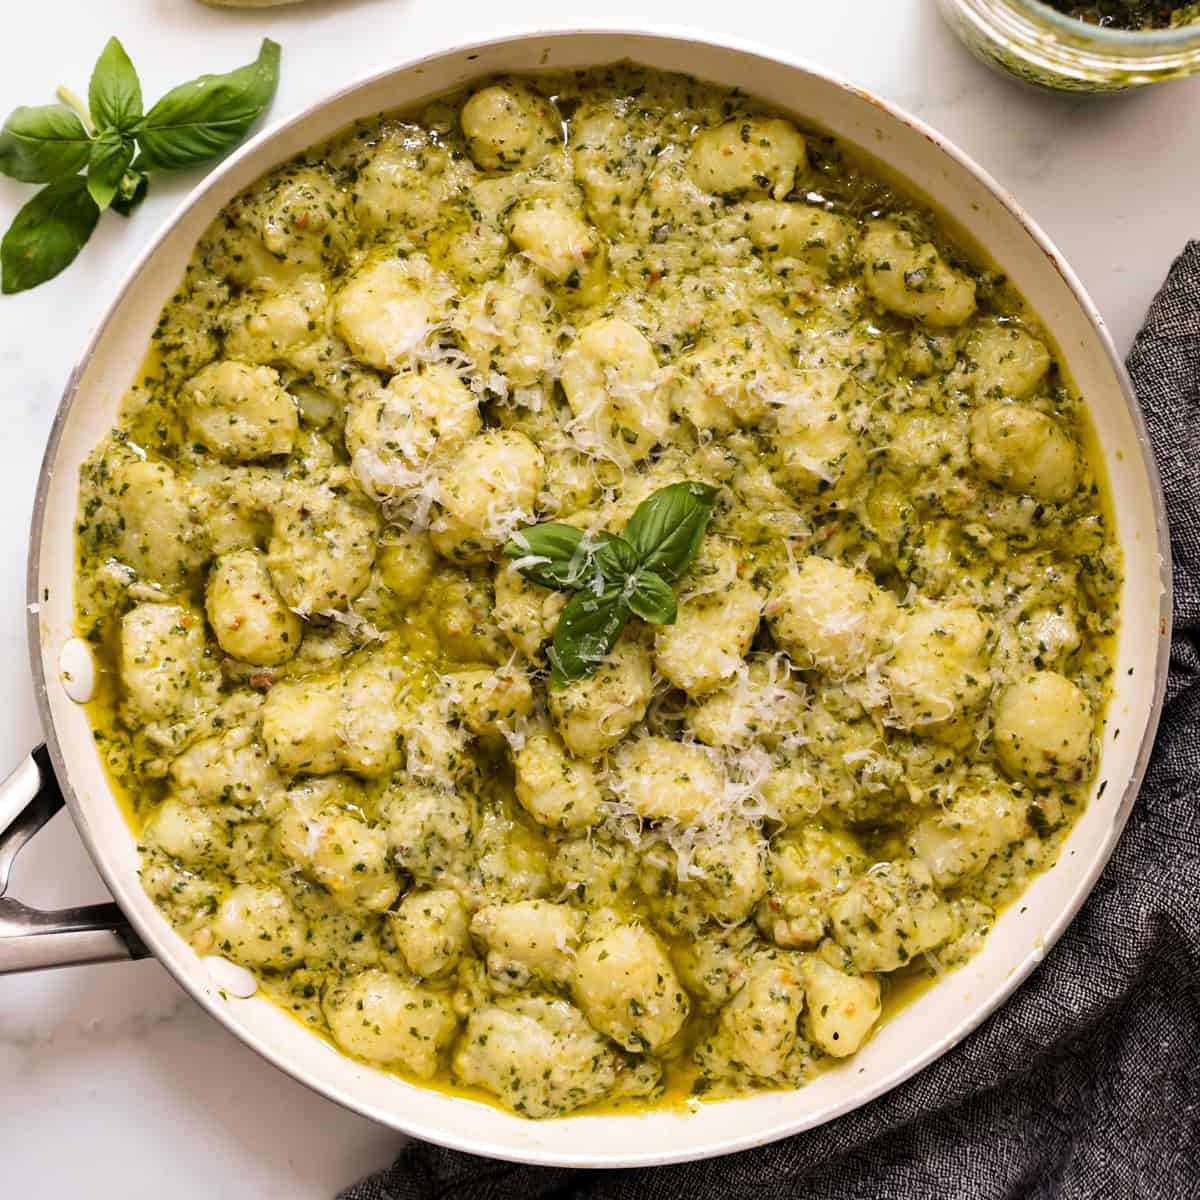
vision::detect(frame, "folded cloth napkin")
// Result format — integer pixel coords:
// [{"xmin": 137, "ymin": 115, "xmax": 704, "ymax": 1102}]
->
[{"xmin": 340, "ymin": 244, "xmax": 1200, "ymax": 1200}]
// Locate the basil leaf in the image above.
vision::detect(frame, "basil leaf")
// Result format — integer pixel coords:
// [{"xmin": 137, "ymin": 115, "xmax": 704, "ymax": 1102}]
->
[
  {"xmin": 136, "ymin": 38, "xmax": 281, "ymax": 170},
  {"xmin": 89, "ymin": 36, "xmax": 142, "ymax": 134},
  {"xmin": 0, "ymin": 106, "xmax": 91, "ymax": 183},
  {"xmin": 1, "ymin": 175, "xmax": 99, "ymax": 294},
  {"xmin": 504, "ymin": 523, "xmax": 635, "ymax": 593},
  {"xmin": 549, "ymin": 588, "xmax": 629, "ymax": 689},
  {"xmin": 503, "ymin": 522, "xmax": 584, "ymax": 589},
  {"xmin": 593, "ymin": 535, "xmax": 639, "ymax": 580},
  {"xmin": 626, "ymin": 570, "xmax": 677, "ymax": 625},
  {"xmin": 622, "ymin": 481, "xmax": 720, "ymax": 580},
  {"xmin": 87, "ymin": 133, "xmax": 134, "ymax": 211},
  {"xmin": 111, "ymin": 167, "xmax": 149, "ymax": 217}
]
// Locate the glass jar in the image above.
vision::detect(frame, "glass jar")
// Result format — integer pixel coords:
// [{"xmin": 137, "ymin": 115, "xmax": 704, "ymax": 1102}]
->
[{"xmin": 937, "ymin": 0, "xmax": 1200, "ymax": 91}]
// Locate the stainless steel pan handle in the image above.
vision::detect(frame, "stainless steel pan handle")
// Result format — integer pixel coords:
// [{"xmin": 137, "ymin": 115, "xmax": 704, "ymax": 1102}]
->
[{"xmin": 0, "ymin": 745, "xmax": 148, "ymax": 974}]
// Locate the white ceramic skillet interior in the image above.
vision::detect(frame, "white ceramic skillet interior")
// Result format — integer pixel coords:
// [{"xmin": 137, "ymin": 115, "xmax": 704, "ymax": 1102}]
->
[{"xmin": 28, "ymin": 28, "xmax": 1171, "ymax": 1168}]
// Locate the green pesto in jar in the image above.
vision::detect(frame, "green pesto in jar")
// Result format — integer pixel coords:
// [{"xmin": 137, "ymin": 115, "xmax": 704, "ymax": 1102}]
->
[{"xmin": 1043, "ymin": 0, "xmax": 1200, "ymax": 28}]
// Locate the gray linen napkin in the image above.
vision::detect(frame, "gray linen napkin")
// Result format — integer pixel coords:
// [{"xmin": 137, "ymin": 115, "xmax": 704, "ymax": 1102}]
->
[{"xmin": 340, "ymin": 244, "xmax": 1200, "ymax": 1200}]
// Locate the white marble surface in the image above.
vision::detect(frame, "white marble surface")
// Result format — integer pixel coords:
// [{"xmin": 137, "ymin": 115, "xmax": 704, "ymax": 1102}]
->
[{"xmin": 1, "ymin": 1, "xmax": 1197, "ymax": 1195}]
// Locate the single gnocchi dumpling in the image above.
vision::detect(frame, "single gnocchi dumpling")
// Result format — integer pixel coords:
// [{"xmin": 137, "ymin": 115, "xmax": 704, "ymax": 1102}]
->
[
  {"xmin": 493, "ymin": 564, "xmax": 565, "ymax": 661},
  {"xmin": 460, "ymin": 80, "xmax": 557, "ymax": 171},
  {"xmin": 450, "ymin": 665, "xmax": 534, "ymax": 737},
  {"xmin": 743, "ymin": 200, "xmax": 857, "ymax": 271},
  {"xmin": 1018, "ymin": 604, "xmax": 1081, "ymax": 668},
  {"xmin": 861, "ymin": 220, "xmax": 977, "ymax": 327},
  {"xmin": 109, "ymin": 456, "xmax": 209, "ymax": 587},
  {"xmin": 887, "ymin": 604, "xmax": 993, "ymax": 736},
  {"xmin": 323, "ymin": 969, "xmax": 458, "ymax": 1078},
  {"xmin": 548, "ymin": 637, "xmax": 654, "ymax": 759},
  {"xmin": 389, "ymin": 888, "xmax": 470, "ymax": 980},
  {"xmin": 507, "ymin": 191, "xmax": 604, "ymax": 292},
  {"xmin": 120, "ymin": 602, "xmax": 218, "ymax": 729},
  {"xmin": 704, "ymin": 952, "xmax": 807, "ymax": 1080},
  {"xmin": 570, "ymin": 106, "xmax": 654, "ymax": 228},
  {"xmin": 205, "ymin": 549, "xmax": 302, "ymax": 666},
  {"xmin": 686, "ymin": 656, "xmax": 806, "ymax": 750},
  {"xmin": 757, "ymin": 826, "xmax": 868, "ymax": 950},
  {"xmin": 210, "ymin": 883, "xmax": 305, "ymax": 971},
  {"xmin": 639, "ymin": 823, "xmax": 768, "ymax": 934},
  {"xmin": 830, "ymin": 859, "xmax": 958, "ymax": 973},
  {"xmin": 185, "ymin": 360, "xmax": 298, "ymax": 462},
  {"xmin": 277, "ymin": 778, "xmax": 399, "ymax": 911},
  {"xmin": 802, "ymin": 956, "xmax": 881, "ymax": 1058},
  {"xmin": 470, "ymin": 795, "xmax": 553, "ymax": 907},
  {"xmin": 266, "ymin": 473, "xmax": 379, "ymax": 614},
  {"xmin": 337, "ymin": 655, "xmax": 407, "ymax": 777},
  {"xmin": 559, "ymin": 317, "xmax": 668, "ymax": 464},
  {"xmin": 471, "ymin": 899, "xmax": 583, "ymax": 991},
  {"xmin": 610, "ymin": 736, "xmax": 724, "ymax": 824},
  {"xmin": 513, "ymin": 728, "xmax": 603, "ymax": 831},
  {"xmin": 454, "ymin": 268, "xmax": 558, "ymax": 388},
  {"xmin": 671, "ymin": 922, "xmax": 758, "ymax": 1014},
  {"xmin": 333, "ymin": 254, "xmax": 451, "ymax": 371},
  {"xmin": 571, "ymin": 919, "xmax": 689, "ymax": 1052},
  {"xmin": 260, "ymin": 672, "xmax": 339, "ymax": 774},
  {"xmin": 169, "ymin": 722, "xmax": 279, "ymax": 809},
  {"xmin": 769, "ymin": 371, "xmax": 866, "ymax": 500},
  {"xmin": 240, "ymin": 165, "xmax": 350, "ymax": 268},
  {"xmin": 967, "ymin": 323, "xmax": 1052, "ymax": 400},
  {"xmin": 145, "ymin": 798, "xmax": 226, "ymax": 868},
  {"xmin": 633, "ymin": 146, "xmax": 722, "ymax": 235},
  {"xmin": 430, "ymin": 430, "xmax": 544, "ymax": 563},
  {"xmin": 969, "ymin": 403, "xmax": 1080, "ymax": 503},
  {"xmin": 688, "ymin": 117, "xmax": 807, "ymax": 200},
  {"xmin": 669, "ymin": 324, "xmax": 789, "ymax": 435},
  {"xmin": 351, "ymin": 124, "xmax": 469, "ymax": 231},
  {"xmin": 346, "ymin": 365, "xmax": 481, "ymax": 501},
  {"xmin": 908, "ymin": 777, "xmax": 1028, "ymax": 887},
  {"xmin": 221, "ymin": 280, "xmax": 330, "ymax": 372},
  {"xmin": 767, "ymin": 556, "xmax": 899, "ymax": 678},
  {"xmin": 887, "ymin": 409, "xmax": 971, "ymax": 482},
  {"xmin": 993, "ymin": 670, "xmax": 1094, "ymax": 784},
  {"xmin": 385, "ymin": 781, "xmax": 477, "ymax": 888},
  {"xmin": 452, "ymin": 996, "xmax": 638, "ymax": 1118},
  {"xmin": 550, "ymin": 832, "xmax": 638, "ymax": 907},
  {"xmin": 759, "ymin": 760, "xmax": 826, "ymax": 829},
  {"xmin": 434, "ymin": 574, "xmax": 509, "ymax": 664},
  {"xmin": 376, "ymin": 529, "xmax": 436, "ymax": 605},
  {"xmin": 396, "ymin": 687, "xmax": 476, "ymax": 791},
  {"xmin": 654, "ymin": 582, "xmax": 763, "ymax": 698}
]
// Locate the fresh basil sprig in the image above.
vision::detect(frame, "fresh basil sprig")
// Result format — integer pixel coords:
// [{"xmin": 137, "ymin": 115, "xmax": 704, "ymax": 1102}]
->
[
  {"xmin": 503, "ymin": 481, "xmax": 720, "ymax": 689},
  {"xmin": 0, "ymin": 36, "xmax": 280, "ymax": 294}
]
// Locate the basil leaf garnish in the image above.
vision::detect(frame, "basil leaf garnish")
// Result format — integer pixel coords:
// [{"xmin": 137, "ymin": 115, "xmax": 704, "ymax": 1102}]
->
[
  {"xmin": 506, "ymin": 480, "xmax": 719, "ymax": 686},
  {"xmin": 623, "ymin": 481, "xmax": 720, "ymax": 581},
  {"xmin": 0, "ymin": 36, "xmax": 283, "ymax": 293},
  {"xmin": 1, "ymin": 175, "xmax": 99, "ymax": 294},
  {"xmin": 136, "ymin": 38, "xmax": 281, "ymax": 170},
  {"xmin": 626, "ymin": 570, "xmax": 678, "ymax": 625},
  {"xmin": 593, "ymin": 534, "xmax": 639, "ymax": 580},
  {"xmin": 86, "ymin": 133, "xmax": 135, "ymax": 211},
  {"xmin": 550, "ymin": 588, "xmax": 629, "ymax": 690},
  {"xmin": 89, "ymin": 37, "xmax": 142, "ymax": 134},
  {"xmin": 0, "ymin": 106, "xmax": 91, "ymax": 183}
]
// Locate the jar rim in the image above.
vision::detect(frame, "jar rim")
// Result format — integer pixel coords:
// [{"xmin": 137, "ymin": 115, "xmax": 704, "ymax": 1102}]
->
[{"xmin": 1009, "ymin": 0, "xmax": 1200, "ymax": 45}]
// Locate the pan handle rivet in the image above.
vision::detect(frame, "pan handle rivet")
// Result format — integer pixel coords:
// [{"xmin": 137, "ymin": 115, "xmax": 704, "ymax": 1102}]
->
[{"xmin": 58, "ymin": 638, "xmax": 96, "ymax": 705}]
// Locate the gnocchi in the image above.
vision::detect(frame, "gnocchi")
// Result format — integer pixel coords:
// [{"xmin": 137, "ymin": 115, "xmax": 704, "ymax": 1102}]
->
[{"xmin": 77, "ymin": 66, "xmax": 1117, "ymax": 1120}]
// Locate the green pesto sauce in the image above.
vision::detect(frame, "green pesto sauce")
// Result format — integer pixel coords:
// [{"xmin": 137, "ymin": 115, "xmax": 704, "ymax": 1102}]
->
[
  {"xmin": 75, "ymin": 63, "xmax": 1121, "ymax": 1120},
  {"xmin": 1043, "ymin": 0, "xmax": 1200, "ymax": 28}
]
